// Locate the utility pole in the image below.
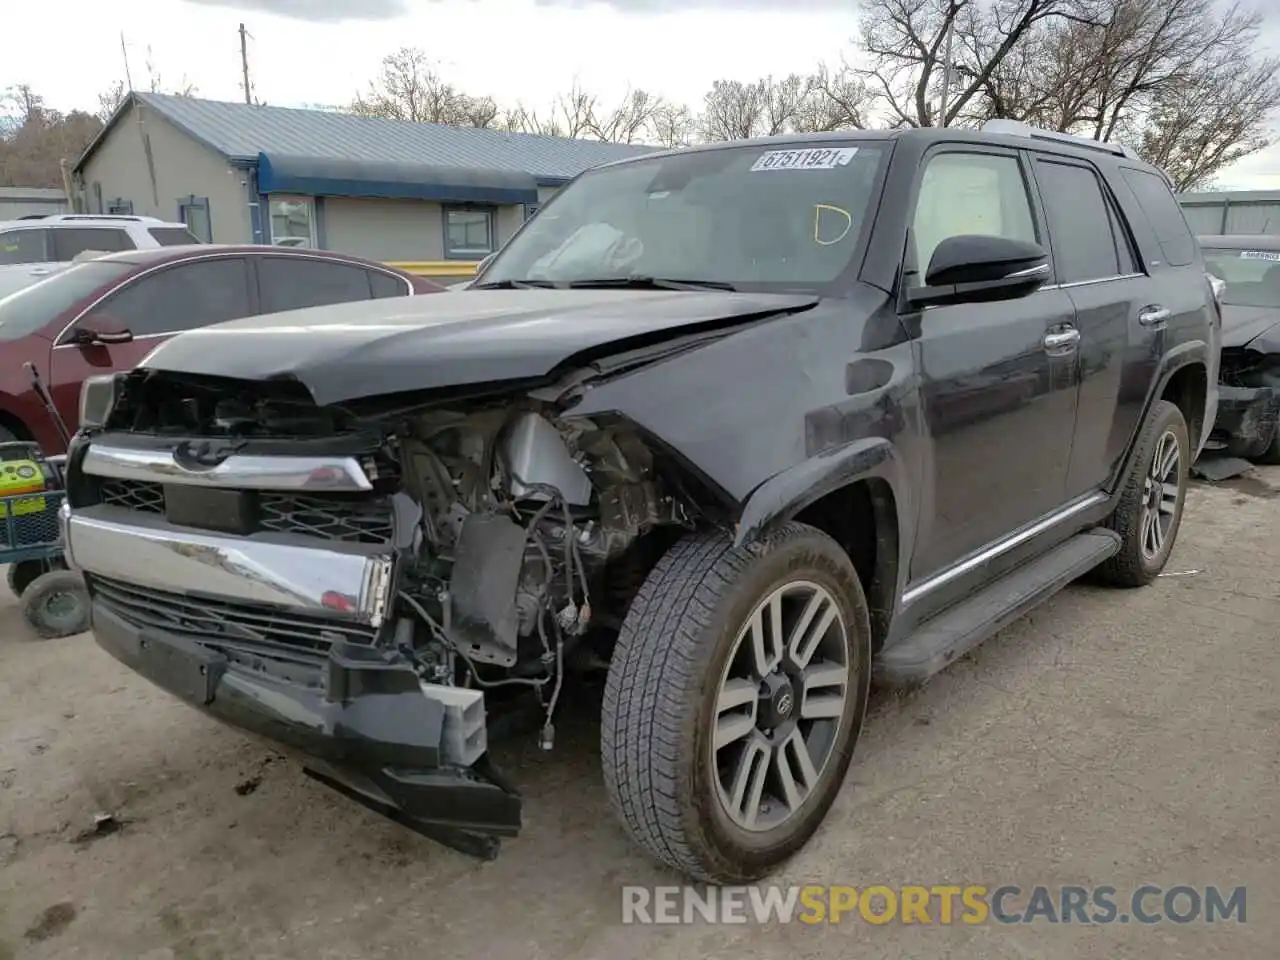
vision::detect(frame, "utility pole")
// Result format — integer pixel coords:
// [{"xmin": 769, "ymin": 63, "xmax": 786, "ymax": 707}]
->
[
  {"xmin": 120, "ymin": 32, "xmax": 134, "ymax": 91},
  {"xmin": 239, "ymin": 22, "xmax": 253, "ymax": 104},
  {"xmin": 938, "ymin": 15, "xmax": 955, "ymax": 127}
]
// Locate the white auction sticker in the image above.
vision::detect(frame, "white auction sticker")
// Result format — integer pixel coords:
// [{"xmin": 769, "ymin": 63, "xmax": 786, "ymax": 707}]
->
[
  {"xmin": 1239, "ymin": 250, "xmax": 1280, "ymax": 261},
  {"xmin": 749, "ymin": 147, "xmax": 859, "ymax": 172}
]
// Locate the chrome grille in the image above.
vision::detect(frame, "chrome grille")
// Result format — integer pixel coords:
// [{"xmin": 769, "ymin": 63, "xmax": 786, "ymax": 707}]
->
[
  {"xmin": 89, "ymin": 574, "xmax": 378, "ymax": 660},
  {"xmin": 92, "ymin": 479, "xmax": 393, "ymax": 544},
  {"xmin": 99, "ymin": 478, "xmax": 165, "ymax": 513},
  {"xmin": 258, "ymin": 492, "xmax": 394, "ymax": 543}
]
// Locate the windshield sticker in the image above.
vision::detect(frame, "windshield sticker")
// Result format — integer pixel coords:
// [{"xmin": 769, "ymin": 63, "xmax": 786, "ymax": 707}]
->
[
  {"xmin": 1239, "ymin": 250, "xmax": 1280, "ymax": 261},
  {"xmin": 813, "ymin": 204, "xmax": 853, "ymax": 245},
  {"xmin": 750, "ymin": 147, "xmax": 859, "ymax": 172}
]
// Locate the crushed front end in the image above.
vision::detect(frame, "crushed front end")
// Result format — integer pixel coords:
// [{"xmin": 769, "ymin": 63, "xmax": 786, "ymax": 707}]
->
[
  {"xmin": 1210, "ymin": 346, "xmax": 1280, "ymax": 457},
  {"xmin": 63, "ymin": 368, "xmax": 697, "ymax": 857}
]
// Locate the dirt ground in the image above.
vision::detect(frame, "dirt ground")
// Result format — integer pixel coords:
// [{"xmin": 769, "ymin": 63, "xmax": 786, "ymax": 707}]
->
[{"xmin": 1, "ymin": 469, "xmax": 1276, "ymax": 960}]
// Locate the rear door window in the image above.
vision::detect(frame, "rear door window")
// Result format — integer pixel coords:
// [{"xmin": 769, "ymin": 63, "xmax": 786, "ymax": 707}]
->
[
  {"xmin": 89, "ymin": 258, "xmax": 252, "ymax": 336},
  {"xmin": 148, "ymin": 227, "xmax": 202, "ymax": 246},
  {"xmin": 1033, "ymin": 159, "xmax": 1122, "ymax": 283},
  {"xmin": 257, "ymin": 256, "xmax": 375, "ymax": 313},
  {"xmin": 0, "ymin": 228, "xmax": 50, "ymax": 264},
  {"xmin": 368, "ymin": 269, "xmax": 410, "ymax": 298},
  {"xmin": 51, "ymin": 228, "xmax": 135, "ymax": 259},
  {"xmin": 1119, "ymin": 168, "xmax": 1196, "ymax": 267}
]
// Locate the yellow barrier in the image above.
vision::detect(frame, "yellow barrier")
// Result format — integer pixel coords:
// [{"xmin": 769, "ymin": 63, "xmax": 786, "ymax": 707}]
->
[{"xmin": 386, "ymin": 260, "xmax": 479, "ymax": 277}]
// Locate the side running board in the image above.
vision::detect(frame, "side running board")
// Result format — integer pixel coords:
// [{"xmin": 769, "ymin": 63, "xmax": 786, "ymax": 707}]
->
[{"xmin": 874, "ymin": 530, "xmax": 1121, "ymax": 687}]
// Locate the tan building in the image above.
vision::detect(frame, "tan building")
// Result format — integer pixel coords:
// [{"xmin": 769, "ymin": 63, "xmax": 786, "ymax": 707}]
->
[{"xmin": 72, "ymin": 93, "xmax": 656, "ymax": 273}]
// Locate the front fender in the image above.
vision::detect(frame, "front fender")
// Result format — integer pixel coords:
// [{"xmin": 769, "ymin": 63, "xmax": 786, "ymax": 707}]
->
[{"xmin": 733, "ymin": 435, "xmax": 912, "ymax": 554}]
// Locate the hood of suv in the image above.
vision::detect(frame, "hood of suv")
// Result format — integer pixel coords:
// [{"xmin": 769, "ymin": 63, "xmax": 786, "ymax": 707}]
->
[
  {"xmin": 139, "ymin": 288, "xmax": 819, "ymax": 404},
  {"xmin": 1220, "ymin": 304, "xmax": 1280, "ymax": 349}
]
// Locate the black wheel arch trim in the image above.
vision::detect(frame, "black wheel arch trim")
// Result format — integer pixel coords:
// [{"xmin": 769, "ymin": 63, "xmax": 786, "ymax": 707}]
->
[
  {"xmin": 732, "ymin": 435, "xmax": 913, "ymax": 582},
  {"xmin": 1108, "ymin": 339, "xmax": 1208, "ymax": 495}
]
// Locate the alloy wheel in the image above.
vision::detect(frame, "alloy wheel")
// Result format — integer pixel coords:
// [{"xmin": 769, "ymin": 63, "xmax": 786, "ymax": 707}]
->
[
  {"xmin": 711, "ymin": 580, "xmax": 850, "ymax": 833},
  {"xmin": 1140, "ymin": 428, "xmax": 1181, "ymax": 562}
]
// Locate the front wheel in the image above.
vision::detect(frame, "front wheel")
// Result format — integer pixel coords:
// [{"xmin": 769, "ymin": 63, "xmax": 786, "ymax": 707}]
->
[
  {"xmin": 21, "ymin": 569, "xmax": 90, "ymax": 639},
  {"xmin": 600, "ymin": 521, "xmax": 871, "ymax": 883},
  {"xmin": 1093, "ymin": 399, "xmax": 1189, "ymax": 587}
]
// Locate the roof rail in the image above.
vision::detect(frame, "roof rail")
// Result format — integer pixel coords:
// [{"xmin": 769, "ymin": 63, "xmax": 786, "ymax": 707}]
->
[{"xmin": 981, "ymin": 119, "xmax": 1140, "ymax": 160}]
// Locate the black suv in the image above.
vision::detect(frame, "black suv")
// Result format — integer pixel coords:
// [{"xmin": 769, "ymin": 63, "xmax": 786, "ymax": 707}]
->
[{"xmin": 62, "ymin": 121, "xmax": 1217, "ymax": 884}]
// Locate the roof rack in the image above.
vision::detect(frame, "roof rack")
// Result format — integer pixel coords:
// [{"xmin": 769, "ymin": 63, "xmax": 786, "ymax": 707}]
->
[
  {"xmin": 981, "ymin": 119, "xmax": 1140, "ymax": 160},
  {"xmin": 39, "ymin": 214, "xmax": 164, "ymax": 224}
]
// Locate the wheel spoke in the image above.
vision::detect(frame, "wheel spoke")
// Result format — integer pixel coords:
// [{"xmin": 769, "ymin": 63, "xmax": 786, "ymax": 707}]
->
[
  {"xmin": 787, "ymin": 591, "xmax": 837, "ymax": 669},
  {"xmin": 799, "ymin": 661, "xmax": 847, "ymax": 719},
  {"xmin": 748, "ymin": 600, "xmax": 784, "ymax": 677},
  {"xmin": 1160, "ymin": 482, "xmax": 1179, "ymax": 515},
  {"xmin": 715, "ymin": 679, "xmax": 758, "ymax": 750},
  {"xmin": 728, "ymin": 737, "xmax": 771, "ymax": 828},
  {"xmin": 1158, "ymin": 436, "xmax": 1179, "ymax": 480},
  {"xmin": 775, "ymin": 729, "xmax": 820, "ymax": 815}
]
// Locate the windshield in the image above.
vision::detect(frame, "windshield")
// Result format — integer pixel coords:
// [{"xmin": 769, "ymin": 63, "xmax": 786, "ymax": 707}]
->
[
  {"xmin": 0, "ymin": 260, "xmax": 133, "ymax": 341},
  {"xmin": 1201, "ymin": 246, "xmax": 1280, "ymax": 309},
  {"xmin": 480, "ymin": 141, "xmax": 889, "ymax": 293}
]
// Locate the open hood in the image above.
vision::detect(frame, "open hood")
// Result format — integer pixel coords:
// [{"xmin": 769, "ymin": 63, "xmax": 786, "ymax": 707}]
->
[
  {"xmin": 140, "ymin": 288, "xmax": 818, "ymax": 405},
  {"xmin": 1220, "ymin": 304, "xmax": 1280, "ymax": 349}
]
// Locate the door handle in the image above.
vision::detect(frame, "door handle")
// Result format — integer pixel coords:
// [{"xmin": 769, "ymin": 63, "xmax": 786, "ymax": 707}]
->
[
  {"xmin": 1139, "ymin": 305, "xmax": 1171, "ymax": 326},
  {"xmin": 1043, "ymin": 328, "xmax": 1081, "ymax": 353}
]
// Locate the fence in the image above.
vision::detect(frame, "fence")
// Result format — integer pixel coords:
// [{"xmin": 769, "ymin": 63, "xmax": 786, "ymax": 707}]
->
[{"xmin": 1179, "ymin": 191, "xmax": 1280, "ymax": 236}]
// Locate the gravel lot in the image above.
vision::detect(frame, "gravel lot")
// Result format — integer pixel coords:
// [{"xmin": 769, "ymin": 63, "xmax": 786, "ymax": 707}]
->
[{"xmin": 1, "ymin": 469, "xmax": 1276, "ymax": 960}]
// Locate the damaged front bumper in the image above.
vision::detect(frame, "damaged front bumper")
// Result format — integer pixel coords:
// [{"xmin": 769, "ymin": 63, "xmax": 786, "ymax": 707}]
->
[
  {"xmin": 63, "ymin": 502, "xmax": 522, "ymax": 856},
  {"xmin": 1208, "ymin": 384, "xmax": 1280, "ymax": 456}
]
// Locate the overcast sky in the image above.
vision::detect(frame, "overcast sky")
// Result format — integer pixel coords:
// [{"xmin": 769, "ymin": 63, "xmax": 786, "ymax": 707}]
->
[{"xmin": 6, "ymin": 0, "xmax": 1278, "ymax": 188}]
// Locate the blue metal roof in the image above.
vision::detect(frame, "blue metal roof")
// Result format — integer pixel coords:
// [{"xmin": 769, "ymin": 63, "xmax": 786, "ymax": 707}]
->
[{"xmin": 81, "ymin": 93, "xmax": 659, "ymax": 186}]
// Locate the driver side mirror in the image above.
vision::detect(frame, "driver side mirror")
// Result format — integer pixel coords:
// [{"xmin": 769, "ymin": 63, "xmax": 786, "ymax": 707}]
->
[
  {"xmin": 72, "ymin": 313, "xmax": 134, "ymax": 346},
  {"xmin": 908, "ymin": 235, "xmax": 1049, "ymax": 308}
]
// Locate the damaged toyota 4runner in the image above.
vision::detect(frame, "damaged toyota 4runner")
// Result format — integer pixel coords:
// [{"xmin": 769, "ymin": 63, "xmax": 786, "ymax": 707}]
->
[{"xmin": 62, "ymin": 121, "xmax": 1216, "ymax": 884}]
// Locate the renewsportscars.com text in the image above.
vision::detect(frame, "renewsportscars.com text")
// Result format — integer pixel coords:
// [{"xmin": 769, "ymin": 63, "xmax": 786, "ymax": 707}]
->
[{"xmin": 621, "ymin": 884, "xmax": 1247, "ymax": 925}]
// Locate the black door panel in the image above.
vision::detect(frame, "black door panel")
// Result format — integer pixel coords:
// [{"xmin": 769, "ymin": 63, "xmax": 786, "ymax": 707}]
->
[{"xmin": 913, "ymin": 288, "xmax": 1079, "ymax": 578}]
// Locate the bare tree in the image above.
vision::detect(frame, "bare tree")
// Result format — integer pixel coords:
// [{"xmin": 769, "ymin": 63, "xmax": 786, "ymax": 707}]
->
[
  {"xmin": 97, "ymin": 80, "xmax": 127, "ymax": 122},
  {"xmin": 143, "ymin": 46, "xmax": 197, "ymax": 97},
  {"xmin": 587, "ymin": 88, "xmax": 663, "ymax": 144},
  {"xmin": 352, "ymin": 47, "xmax": 498, "ymax": 127},
  {"xmin": 795, "ymin": 63, "xmax": 874, "ymax": 131},
  {"xmin": 1, "ymin": 85, "xmax": 103, "ymax": 187},
  {"xmin": 649, "ymin": 101, "xmax": 696, "ymax": 148},
  {"xmin": 1139, "ymin": 55, "xmax": 1280, "ymax": 191}
]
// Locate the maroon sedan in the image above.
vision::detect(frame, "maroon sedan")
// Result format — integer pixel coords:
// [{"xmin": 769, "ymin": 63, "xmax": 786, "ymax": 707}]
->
[{"xmin": 0, "ymin": 245, "xmax": 443, "ymax": 453}]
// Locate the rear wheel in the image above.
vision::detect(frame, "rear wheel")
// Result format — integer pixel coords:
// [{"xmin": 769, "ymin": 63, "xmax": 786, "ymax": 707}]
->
[
  {"xmin": 1093, "ymin": 400, "xmax": 1189, "ymax": 587},
  {"xmin": 601, "ymin": 521, "xmax": 871, "ymax": 883}
]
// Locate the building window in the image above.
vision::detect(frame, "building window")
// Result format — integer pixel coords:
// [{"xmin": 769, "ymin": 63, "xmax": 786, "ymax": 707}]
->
[
  {"xmin": 107, "ymin": 198, "xmax": 134, "ymax": 215},
  {"xmin": 443, "ymin": 206, "xmax": 495, "ymax": 260},
  {"xmin": 268, "ymin": 196, "xmax": 315, "ymax": 247},
  {"xmin": 178, "ymin": 196, "xmax": 213, "ymax": 242}
]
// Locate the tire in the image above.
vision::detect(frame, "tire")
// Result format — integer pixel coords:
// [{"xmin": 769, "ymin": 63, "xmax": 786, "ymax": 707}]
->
[
  {"xmin": 7, "ymin": 559, "xmax": 49, "ymax": 599},
  {"xmin": 1251, "ymin": 424, "xmax": 1280, "ymax": 466},
  {"xmin": 1093, "ymin": 400, "xmax": 1189, "ymax": 587},
  {"xmin": 600, "ymin": 521, "xmax": 872, "ymax": 883},
  {"xmin": 20, "ymin": 569, "xmax": 90, "ymax": 639}
]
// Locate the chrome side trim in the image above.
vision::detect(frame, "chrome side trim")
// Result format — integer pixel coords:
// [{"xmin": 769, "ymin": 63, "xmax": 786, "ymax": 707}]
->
[
  {"xmin": 902, "ymin": 492, "xmax": 1108, "ymax": 606},
  {"xmin": 66, "ymin": 508, "xmax": 393, "ymax": 626},
  {"xmin": 81, "ymin": 444, "xmax": 373, "ymax": 492},
  {"xmin": 1041, "ymin": 272, "xmax": 1144, "ymax": 292}
]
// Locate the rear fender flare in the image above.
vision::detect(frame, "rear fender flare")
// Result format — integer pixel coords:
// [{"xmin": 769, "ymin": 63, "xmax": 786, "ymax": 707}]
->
[
  {"xmin": 733, "ymin": 435, "xmax": 912, "ymax": 576},
  {"xmin": 1111, "ymin": 339, "xmax": 1209, "ymax": 492}
]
